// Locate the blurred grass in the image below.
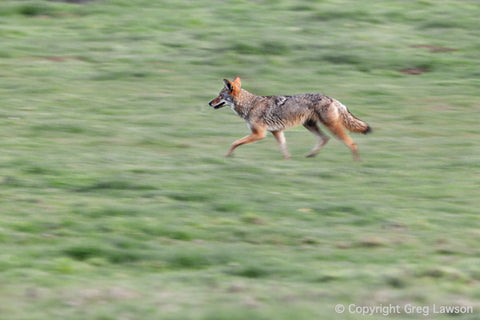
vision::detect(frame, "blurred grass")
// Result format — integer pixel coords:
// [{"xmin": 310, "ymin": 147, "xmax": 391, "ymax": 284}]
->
[{"xmin": 0, "ymin": 0, "xmax": 479, "ymax": 319}]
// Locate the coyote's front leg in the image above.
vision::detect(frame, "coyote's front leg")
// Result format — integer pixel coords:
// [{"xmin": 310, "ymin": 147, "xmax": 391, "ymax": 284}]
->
[
  {"xmin": 271, "ymin": 130, "xmax": 290, "ymax": 160},
  {"xmin": 226, "ymin": 127, "xmax": 266, "ymax": 157}
]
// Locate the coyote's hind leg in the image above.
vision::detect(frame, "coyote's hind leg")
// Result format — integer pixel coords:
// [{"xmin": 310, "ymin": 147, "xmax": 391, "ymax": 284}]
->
[
  {"xmin": 325, "ymin": 122, "xmax": 360, "ymax": 161},
  {"xmin": 303, "ymin": 120, "xmax": 330, "ymax": 157}
]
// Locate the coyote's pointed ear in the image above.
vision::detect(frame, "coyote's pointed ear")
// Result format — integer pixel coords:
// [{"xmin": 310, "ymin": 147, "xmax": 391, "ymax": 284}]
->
[
  {"xmin": 223, "ymin": 79, "xmax": 234, "ymax": 92},
  {"xmin": 233, "ymin": 76, "xmax": 241, "ymax": 88}
]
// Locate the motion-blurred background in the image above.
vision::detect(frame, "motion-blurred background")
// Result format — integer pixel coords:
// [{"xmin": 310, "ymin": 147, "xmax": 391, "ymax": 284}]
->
[{"xmin": 0, "ymin": 1, "xmax": 479, "ymax": 319}]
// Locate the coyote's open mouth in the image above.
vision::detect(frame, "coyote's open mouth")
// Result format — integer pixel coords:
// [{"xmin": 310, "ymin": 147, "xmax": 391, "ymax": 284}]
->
[{"xmin": 210, "ymin": 101, "xmax": 226, "ymax": 109}]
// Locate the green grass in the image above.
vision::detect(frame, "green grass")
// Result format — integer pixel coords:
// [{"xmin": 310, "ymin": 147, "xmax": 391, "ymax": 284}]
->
[{"xmin": 1, "ymin": 0, "xmax": 479, "ymax": 319}]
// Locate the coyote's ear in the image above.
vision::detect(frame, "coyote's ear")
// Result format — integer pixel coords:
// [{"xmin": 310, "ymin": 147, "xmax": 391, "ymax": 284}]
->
[
  {"xmin": 223, "ymin": 79, "xmax": 234, "ymax": 92},
  {"xmin": 233, "ymin": 76, "xmax": 241, "ymax": 88}
]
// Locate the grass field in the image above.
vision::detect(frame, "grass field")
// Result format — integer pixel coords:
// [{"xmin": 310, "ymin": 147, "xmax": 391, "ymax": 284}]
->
[{"xmin": 1, "ymin": 0, "xmax": 479, "ymax": 319}]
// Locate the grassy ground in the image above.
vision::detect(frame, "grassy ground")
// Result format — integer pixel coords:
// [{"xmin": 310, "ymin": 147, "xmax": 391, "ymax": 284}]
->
[{"xmin": 0, "ymin": 0, "xmax": 479, "ymax": 319}]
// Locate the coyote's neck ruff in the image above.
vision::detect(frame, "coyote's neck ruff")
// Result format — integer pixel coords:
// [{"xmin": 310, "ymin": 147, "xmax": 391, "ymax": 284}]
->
[{"xmin": 209, "ymin": 76, "xmax": 371, "ymax": 161}]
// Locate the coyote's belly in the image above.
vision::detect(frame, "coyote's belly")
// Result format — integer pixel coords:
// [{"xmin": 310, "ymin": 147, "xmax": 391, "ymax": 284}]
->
[
  {"xmin": 262, "ymin": 103, "xmax": 316, "ymax": 131},
  {"xmin": 263, "ymin": 112, "xmax": 312, "ymax": 131}
]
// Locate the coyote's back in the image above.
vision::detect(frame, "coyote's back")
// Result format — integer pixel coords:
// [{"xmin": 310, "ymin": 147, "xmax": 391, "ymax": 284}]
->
[{"xmin": 209, "ymin": 76, "xmax": 371, "ymax": 161}]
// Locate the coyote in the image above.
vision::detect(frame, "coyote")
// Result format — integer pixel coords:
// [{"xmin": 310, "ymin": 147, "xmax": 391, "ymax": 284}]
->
[{"xmin": 209, "ymin": 76, "xmax": 371, "ymax": 160}]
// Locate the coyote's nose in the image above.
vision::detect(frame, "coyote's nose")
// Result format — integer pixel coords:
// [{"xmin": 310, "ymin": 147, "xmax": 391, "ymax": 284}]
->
[{"xmin": 208, "ymin": 101, "xmax": 213, "ymax": 106}]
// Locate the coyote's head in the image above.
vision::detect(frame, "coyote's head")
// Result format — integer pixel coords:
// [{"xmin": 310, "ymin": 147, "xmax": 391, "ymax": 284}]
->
[{"xmin": 209, "ymin": 76, "xmax": 241, "ymax": 109}]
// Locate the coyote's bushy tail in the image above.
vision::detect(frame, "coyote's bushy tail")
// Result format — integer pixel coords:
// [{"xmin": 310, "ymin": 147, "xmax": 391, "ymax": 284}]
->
[{"xmin": 336, "ymin": 101, "xmax": 371, "ymax": 134}]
